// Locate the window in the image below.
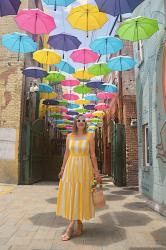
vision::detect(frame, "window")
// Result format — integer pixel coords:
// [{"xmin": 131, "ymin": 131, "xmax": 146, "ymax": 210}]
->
[{"xmin": 143, "ymin": 124, "xmax": 150, "ymax": 166}]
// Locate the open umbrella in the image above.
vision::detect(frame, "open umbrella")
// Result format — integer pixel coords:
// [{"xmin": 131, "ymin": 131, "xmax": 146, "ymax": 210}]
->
[
  {"xmin": 67, "ymin": 110, "xmax": 79, "ymax": 116},
  {"xmin": 95, "ymin": 0, "xmax": 145, "ymax": 16},
  {"xmin": 15, "ymin": 9, "xmax": 56, "ymax": 35},
  {"xmin": 88, "ymin": 63, "xmax": 111, "ymax": 76},
  {"xmin": 70, "ymin": 48, "xmax": 99, "ymax": 64},
  {"xmin": 40, "ymin": 92, "xmax": 57, "ymax": 99},
  {"xmin": 45, "ymin": 71, "xmax": 65, "ymax": 82},
  {"xmin": 0, "ymin": 0, "xmax": 21, "ymax": 16},
  {"xmin": 90, "ymin": 36, "xmax": 123, "ymax": 55},
  {"xmin": 43, "ymin": 99, "xmax": 59, "ymax": 106},
  {"xmin": 61, "ymin": 79, "xmax": 80, "ymax": 87},
  {"xmin": 74, "ymin": 108, "xmax": 88, "ymax": 114},
  {"xmin": 49, "ymin": 113, "xmax": 62, "ymax": 118},
  {"xmin": 73, "ymin": 84, "xmax": 92, "ymax": 95},
  {"xmin": 23, "ymin": 67, "xmax": 48, "ymax": 78},
  {"xmin": 39, "ymin": 84, "xmax": 53, "ymax": 93},
  {"xmin": 67, "ymin": 103, "xmax": 79, "ymax": 109},
  {"xmin": 63, "ymin": 93, "xmax": 79, "ymax": 101},
  {"xmin": 85, "ymin": 94, "xmax": 99, "ymax": 102},
  {"xmin": 97, "ymin": 92, "xmax": 116, "ymax": 99},
  {"xmin": 85, "ymin": 113, "xmax": 93, "ymax": 118},
  {"xmin": 55, "ymin": 60, "xmax": 75, "ymax": 74},
  {"xmin": 117, "ymin": 16, "xmax": 159, "ymax": 42},
  {"xmin": 95, "ymin": 103, "xmax": 109, "ymax": 110},
  {"xmin": 57, "ymin": 100, "xmax": 68, "ymax": 106},
  {"xmin": 98, "ymin": 83, "xmax": 118, "ymax": 93},
  {"xmin": 73, "ymin": 69, "xmax": 94, "ymax": 81},
  {"xmin": 67, "ymin": 4, "xmax": 108, "ymax": 36},
  {"xmin": 92, "ymin": 111, "xmax": 105, "ymax": 117},
  {"xmin": 84, "ymin": 104, "xmax": 95, "ymax": 111},
  {"xmin": 2, "ymin": 32, "xmax": 37, "ymax": 60},
  {"xmin": 108, "ymin": 56, "xmax": 136, "ymax": 71},
  {"xmin": 75, "ymin": 99, "xmax": 90, "ymax": 105},
  {"xmin": 33, "ymin": 49, "xmax": 61, "ymax": 65},
  {"xmin": 86, "ymin": 81, "xmax": 104, "ymax": 89},
  {"xmin": 43, "ymin": 0, "xmax": 76, "ymax": 11}
]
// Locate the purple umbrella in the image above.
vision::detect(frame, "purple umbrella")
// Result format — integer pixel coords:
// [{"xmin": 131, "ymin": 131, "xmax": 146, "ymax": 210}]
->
[
  {"xmin": 48, "ymin": 33, "xmax": 81, "ymax": 58},
  {"xmin": 67, "ymin": 110, "xmax": 79, "ymax": 116},
  {"xmin": 43, "ymin": 99, "xmax": 59, "ymax": 106},
  {"xmin": 86, "ymin": 81, "xmax": 104, "ymax": 89},
  {"xmin": 23, "ymin": 67, "xmax": 48, "ymax": 78},
  {"xmin": 84, "ymin": 104, "xmax": 95, "ymax": 111},
  {"xmin": 0, "ymin": 0, "xmax": 21, "ymax": 17},
  {"xmin": 95, "ymin": 0, "xmax": 144, "ymax": 17}
]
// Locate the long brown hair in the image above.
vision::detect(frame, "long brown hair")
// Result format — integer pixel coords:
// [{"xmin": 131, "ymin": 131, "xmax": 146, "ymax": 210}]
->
[{"xmin": 72, "ymin": 114, "xmax": 87, "ymax": 134}]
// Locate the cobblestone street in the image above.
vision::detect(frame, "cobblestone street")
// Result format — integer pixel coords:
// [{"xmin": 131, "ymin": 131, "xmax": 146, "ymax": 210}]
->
[{"xmin": 0, "ymin": 176, "xmax": 166, "ymax": 250}]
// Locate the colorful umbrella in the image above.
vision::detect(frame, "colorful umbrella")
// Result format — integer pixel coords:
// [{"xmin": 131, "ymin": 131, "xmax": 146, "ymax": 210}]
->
[
  {"xmin": 85, "ymin": 94, "xmax": 99, "ymax": 102},
  {"xmin": 74, "ymin": 108, "xmax": 88, "ymax": 114},
  {"xmin": 86, "ymin": 81, "xmax": 104, "ymax": 89},
  {"xmin": 59, "ymin": 106, "xmax": 67, "ymax": 113},
  {"xmin": 117, "ymin": 16, "xmax": 159, "ymax": 42},
  {"xmin": 98, "ymin": 83, "xmax": 118, "ymax": 93},
  {"xmin": 2, "ymin": 32, "xmax": 37, "ymax": 60},
  {"xmin": 70, "ymin": 48, "xmax": 99, "ymax": 64},
  {"xmin": 92, "ymin": 111, "xmax": 105, "ymax": 117},
  {"xmin": 40, "ymin": 92, "xmax": 57, "ymax": 99},
  {"xmin": 90, "ymin": 36, "xmax": 123, "ymax": 55},
  {"xmin": 75, "ymin": 99, "xmax": 90, "ymax": 105},
  {"xmin": 0, "ymin": 0, "xmax": 21, "ymax": 16},
  {"xmin": 95, "ymin": 103, "xmax": 109, "ymax": 110},
  {"xmin": 61, "ymin": 79, "xmax": 80, "ymax": 87},
  {"xmin": 15, "ymin": 9, "xmax": 56, "ymax": 35},
  {"xmin": 39, "ymin": 84, "xmax": 53, "ymax": 93},
  {"xmin": 49, "ymin": 113, "xmax": 62, "ymax": 118},
  {"xmin": 73, "ymin": 84, "xmax": 92, "ymax": 95},
  {"xmin": 33, "ymin": 49, "xmax": 61, "ymax": 65},
  {"xmin": 67, "ymin": 103, "xmax": 79, "ymax": 109},
  {"xmin": 88, "ymin": 63, "xmax": 111, "ymax": 76},
  {"xmin": 43, "ymin": 0, "xmax": 76, "ymax": 10},
  {"xmin": 97, "ymin": 92, "xmax": 116, "ymax": 99},
  {"xmin": 63, "ymin": 114, "xmax": 72, "ymax": 119},
  {"xmin": 95, "ymin": 0, "xmax": 145, "ymax": 16},
  {"xmin": 45, "ymin": 71, "xmax": 65, "ymax": 82},
  {"xmin": 84, "ymin": 104, "xmax": 95, "ymax": 111},
  {"xmin": 91, "ymin": 118, "xmax": 102, "ymax": 123},
  {"xmin": 57, "ymin": 100, "xmax": 68, "ymax": 106},
  {"xmin": 23, "ymin": 67, "xmax": 48, "ymax": 78},
  {"xmin": 72, "ymin": 69, "xmax": 94, "ymax": 81},
  {"xmin": 55, "ymin": 60, "xmax": 75, "ymax": 74},
  {"xmin": 108, "ymin": 56, "xmax": 136, "ymax": 71},
  {"xmin": 48, "ymin": 33, "xmax": 81, "ymax": 53},
  {"xmin": 67, "ymin": 4, "xmax": 108, "ymax": 36},
  {"xmin": 63, "ymin": 93, "xmax": 79, "ymax": 101},
  {"xmin": 85, "ymin": 113, "xmax": 93, "ymax": 118},
  {"xmin": 43, "ymin": 99, "xmax": 59, "ymax": 105},
  {"xmin": 67, "ymin": 110, "xmax": 79, "ymax": 116}
]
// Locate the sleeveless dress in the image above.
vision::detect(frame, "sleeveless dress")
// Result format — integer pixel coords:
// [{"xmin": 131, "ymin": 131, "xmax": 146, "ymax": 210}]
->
[{"xmin": 56, "ymin": 132, "xmax": 95, "ymax": 221}]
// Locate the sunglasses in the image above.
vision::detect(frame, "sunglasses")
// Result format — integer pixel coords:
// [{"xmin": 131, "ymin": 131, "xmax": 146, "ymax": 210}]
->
[{"xmin": 76, "ymin": 119, "xmax": 86, "ymax": 122}]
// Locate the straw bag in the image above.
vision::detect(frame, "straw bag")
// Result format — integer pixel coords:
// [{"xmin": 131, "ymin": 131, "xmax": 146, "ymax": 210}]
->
[{"xmin": 92, "ymin": 184, "xmax": 106, "ymax": 208}]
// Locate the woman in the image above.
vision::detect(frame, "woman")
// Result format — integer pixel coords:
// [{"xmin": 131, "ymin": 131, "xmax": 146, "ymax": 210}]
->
[{"xmin": 56, "ymin": 114, "xmax": 102, "ymax": 241}]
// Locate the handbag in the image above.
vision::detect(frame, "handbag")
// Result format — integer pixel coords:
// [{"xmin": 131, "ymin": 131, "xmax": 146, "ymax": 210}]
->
[{"xmin": 92, "ymin": 183, "xmax": 106, "ymax": 208}]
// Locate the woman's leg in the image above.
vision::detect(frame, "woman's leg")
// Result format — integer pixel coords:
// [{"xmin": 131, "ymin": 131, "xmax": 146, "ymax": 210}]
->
[
  {"xmin": 74, "ymin": 220, "xmax": 83, "ymax": 236},
  {"xmin": 61, "ymin": 220, "xmax": 75, "ymax": 241}
]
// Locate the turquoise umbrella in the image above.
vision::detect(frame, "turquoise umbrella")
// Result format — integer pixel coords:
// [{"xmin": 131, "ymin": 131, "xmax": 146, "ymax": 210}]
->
[
  {"xmin": 55, "ymin": 60, "xmax": 75, "ymax": 74},
  {"xmin": 43, "ymin": 0, "xmax": 76, "ymax": 10},
  {"xmin": 108, "ymin": 56, "xmax": 136, "ymax": 71}
]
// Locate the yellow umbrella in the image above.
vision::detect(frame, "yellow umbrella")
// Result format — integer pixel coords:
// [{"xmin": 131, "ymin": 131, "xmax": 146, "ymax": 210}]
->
[
  {"xmin": 88, "ymin": 125, "xmax": 97, "ymax": 130},
  {"xmin": 40, "ymin": 92, "xmax": 58, "ymax": 99},
  {"xmin": 48, "ymin": 106, "xmax": 60, "ymax": 112},
  {"xmin": 33, "ymin": 49, "xmax": 61, "ymax": 65},
  {"xmin": 73, "ymin": 69, "xmax": 94, "ymax": 81},
  {"xmin": 56, "ymin": 124, "xmax": 66, "ymax": 128},
  {"xmin": 67, "ymin": 4, "xmax": 108, "ymax": 34},
  {"xmin": 75, "ymin": 99, "xmax": 90, "ymax": 105},
  {"xmin": 92, "ymin": 111, "xmax": 105, "ymax": 117}
]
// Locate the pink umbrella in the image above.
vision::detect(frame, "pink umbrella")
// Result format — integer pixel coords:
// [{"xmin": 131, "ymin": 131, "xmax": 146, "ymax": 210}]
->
[
  {"xmin": 97, "ymin": 92, "xmax": 116, "ymax": 99},
  {"xmin": 63, "ymin": 114, "xmax": 72, "ymax": 119},
  {"xmin": 15, "ymin": 9, "xmax": 56, "ymax": 35},
  {"xmin": 59, "ymin": 106, "xmax": 67, "ymax": 113},
  {"xmin": 85, "ymin": 113, "xmax": 93, "ymax": 118},
  {"xmin": 70, "ymin": 48, "xmax": 99, "ymax": 64},
  {"xmin": 63, "ymin": 93, "xmax": 79, "ymax": 101},
  {"xmin": 95, "ymin": 103, "xmax": 109, "ymax": 110},
  {"xmin": 61, "ymin": 79, "xmax": 80, "ymax": 87},
  {"xmin": 66, "ymin": 125, "xmax": 73, "ymax": 130}
]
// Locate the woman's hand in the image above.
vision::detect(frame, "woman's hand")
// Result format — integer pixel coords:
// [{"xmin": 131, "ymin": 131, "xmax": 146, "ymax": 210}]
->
[
  {"xmin": 94, "ymin": 170, "xmax": 102, "ymax": 184},
  {"xmin": 58, "ymin": 168, "xmax": 64, "ymax": 179}
]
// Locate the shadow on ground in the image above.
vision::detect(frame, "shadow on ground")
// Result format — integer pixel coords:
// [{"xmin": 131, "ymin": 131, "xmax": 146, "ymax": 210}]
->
[
  {"xmin": 46, "ymin": 197, "xmax": 57, "ymax": 204},
  {"xmin": 105, "ymin": 194, "xmax": 126, "ymax": 201},
  {"xmin": 123, "ymin": 201, "xmax": 152, "ymax": 211},
  {"xmin": 129, "ymin": 248, "xmax": 166, "ymax": 250},
  {"xmin": 151, "ymin": 227, "xmax": 166, "ymax": 247}
]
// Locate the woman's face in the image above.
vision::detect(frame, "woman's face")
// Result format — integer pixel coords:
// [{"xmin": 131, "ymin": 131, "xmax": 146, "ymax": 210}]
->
[{"xmin": 76, "ymin": 116, "xmax": 86, "ymax": 130}]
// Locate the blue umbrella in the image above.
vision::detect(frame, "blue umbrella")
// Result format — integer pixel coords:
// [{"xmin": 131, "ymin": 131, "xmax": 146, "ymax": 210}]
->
[
  {"xmin": 90, "ymin": 36, "xmax": 123, "ymax": 55},
  {"xmin": 98, "ymin": 83, "xmax": 118, "ymax": 93},
  {"xmin": 67, "ymin": 103, "xmax": 79, "ymax": 109},
  {"xmin": 84, "ymin": 104, "xmax": 95, "ymax": 111},
  {"xmin": 108, "ymin": 56, "xmax": 136, "ymax": 71},
  {"xmin": 2, "ymin": 32, "xmax": 38, "ymax": 60},
  {"xmin": 43, "ymin": 99, "xmax": 59, "ymax": 105},
  {"xmin": 43, "ymin": 0, "xmax": 75, "ymax": 10},
  {"xmin": 95, "ymin": 0, "xmax": 145, "ymax": 16},
  {"xmin": 85, "ymin": 94, "xmax": 99, "ymax": 102},
  {"xmin": 55, "ymin": 60, "xmax": 75, "ymax": 74},
  {"xmin": 67, "ymin": 110, "xmax": 79, "ymax": 116},
  {"xmin": 23, "ymin": 67, "xmax": 48, "ymax": 78},
  {"xmin": 53, "ymin": 119, "xmax": 65, "ymax": 124},
  {"xmin": 39, "ymin": 84, "xmax": 53, "ymax": 93},
  {"xmin": 48, "ymin": 33, "xmax": 81, "ymax": 57},
  {"xmin": 86, "ymin": 81, "xmax": 104, "ymax": 89},
  {"xmin": 0, "ymin": 0, "xmax": 21, "ymax": 17}
]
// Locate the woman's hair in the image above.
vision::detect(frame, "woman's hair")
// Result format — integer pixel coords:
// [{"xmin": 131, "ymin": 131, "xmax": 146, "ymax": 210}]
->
[{"xmin": 72, "ymin": 114, "xmax": 87, "ymax": 134}]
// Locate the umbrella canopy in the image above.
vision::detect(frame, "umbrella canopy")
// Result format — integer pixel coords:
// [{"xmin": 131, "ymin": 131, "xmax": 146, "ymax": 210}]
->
[
  {"xmin": 73, "ymin": 69, "xmax": 94, "ymax": 81},
  {"xmin": 85, "ymin": 113, "xmax": 93, "ymax": 118},
  {"xmin": 95, "ymin": 103, "xmax": 109, "ymax": 110},
  {"xmin": 23, "ymin": 67, "xmax": 48, "ymax": 78},
  {"xmin": 39, "ymin": 84, "xmax": 53, "ymax": 93},
  {"xmin": 40, "ymin": 92, "xmax": 57, "ymax": 99},
  {"xmin": 88, "ymin": 63, "xmax": 111, "ymax": 76},
  {"xmin": 43, "ymin": 0, "xmax": 75, "ymax": 10},
  {"xmin": 45, "ymin": 71, "xmax": 65, "ymax": 82},
  {"xmin": 70, "ymin": 48, "xmax": 99, "ymax": 64},
  {"xmin": 108, "ymin": 56, "xmax": 136, "ymax": 71},
  {"xmin": 55, "ymin": 60, "xmax": 75, "ymax": 74},
  {"xmin": 84, "ymin": 104, "xmax": 95, "ymax": 111},
  {"xmin": 0, "ymin": 0, "xmax": 21, "ymax": 17},
  {"xmin": 73, "ymin": 84, "xmax": 92, "ymax": 95},
  {"xmin": 86, "ymin": 81, "xmax": 104, "ymax": 89},
  {"xmin": 49, "ymin": 113, "xmax": 62, "ymax": 118},
  {"xmin": 90, "ymin": 36, "xmax": 123, "ymax": 55},
  {"xmin": 63, "ymin": 93, "xmax": 79, "ymax": 100},
  {"xmin": 117, "ymin": 16, "xmax": 159, "ymax": 42},
  {"xmin": 67, "ymin": 110, "xmax": 79, "ymax": 116},
  {"xmin": 15, "ymin": 8, "xmax": 56, "ymax": 35},
  {"xmin": 75, "ymin": 99, "xmax": 90, "ymax": 105},
  {"xmin": 95, "ymin": 0, "xmax": 145, "ymax": 16},
  {"xmin": 74, "ymin": 108, "xmax": 88, "ymax": 114},
  {"xmin": 92, "ymin": 111, "xmax": 105, "ymax": 117},
  {"xmin": 57, "ymin": 100, "xmax": 68, "ymax": 106},
  {"xmin": 97, "ymin": 92, "xmax": 116, "ymax": 99},
  {"xmin": 67, "ymin": 4, "xmax": 108, "ymax": 33},
  {"xmin": 91, "ymin": 118, "xmax": 102, "ymax": 123},
  {"xmin": 33, "ymin": 49, "xmax": 61, "ymax": 65},
  {"xmin": 85, "ymin": 94, "xmax": 99, "ymax": 102},
  {"xmin": 67, "ymin": 103, "xmax": 79, "ymax": 109},
  {"xmin": 98, "ymin": 83, "xmax": 118, "ymax": 93},
  {"xmin": 61, "ymin": 79, "xmax": 80, "ymax": 87},
  {"xmin": 48, "ymin": 33, "xmax": 81, "ymax": 52},
  {"xmin": 43, "ymin": 99, "xmax": 59, "ymax": 106},
  {"xmin": 63, "ymin": 114, "xmax": 72, "ymax": 119},
  {"xmin": 2, "ymin": 32, "xmax": 38, "ymax": 54}
]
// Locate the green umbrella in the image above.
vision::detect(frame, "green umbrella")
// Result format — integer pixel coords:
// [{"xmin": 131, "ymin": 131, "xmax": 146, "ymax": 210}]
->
[
  {"xmin": 88, "ymin": 63, "xmax": 111, "ymax": 76},
  {"xmin": 73, "ymin": 84, "xmax": 92, "ymax": 95},
  {"xmin": 117, "ymin": 16, "xmax": 159, "ymax": 42},
  {"xmin": 49, "ymin": 113, "xmax": 62, "ymax": 118},
  {"xmin": 44, "ymin": 71, "xmax": 65, "ymax": 82},
  {"xmin": 57, "ymin": 99, "xmax": 68, "ymax": 106},
  {"xmin": 91, "ymin": 118, "xmax": 102, "ymax": 123},
  {"xmin": 74, "ymin": 108, "xmax": 88, "ymax": 114}
]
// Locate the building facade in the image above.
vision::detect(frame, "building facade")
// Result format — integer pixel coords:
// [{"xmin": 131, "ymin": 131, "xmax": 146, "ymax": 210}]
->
[{"xmin": 133, "ymin": 0, "xmax": 166, "ymax": 211}]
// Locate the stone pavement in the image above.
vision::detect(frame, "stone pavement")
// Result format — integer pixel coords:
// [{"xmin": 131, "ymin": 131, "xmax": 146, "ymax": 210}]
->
[{"xmin": 0, "ymin": 176, "xmax": 166, "ymax": 250}]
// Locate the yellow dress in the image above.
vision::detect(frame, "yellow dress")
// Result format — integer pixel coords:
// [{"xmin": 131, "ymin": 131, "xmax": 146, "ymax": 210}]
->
[{"xmin": 56, "ymin": 132, "xmax": 95, "ymax": 221}]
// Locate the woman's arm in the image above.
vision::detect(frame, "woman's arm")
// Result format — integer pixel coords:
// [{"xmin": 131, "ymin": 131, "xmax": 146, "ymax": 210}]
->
[
  {"xmin": 58, "ymin": 134, "xmax": 70, "ymax": 178},
  {"xmin": 89, "ymin": 134, "xmax": 102, "ymax": 183}
]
